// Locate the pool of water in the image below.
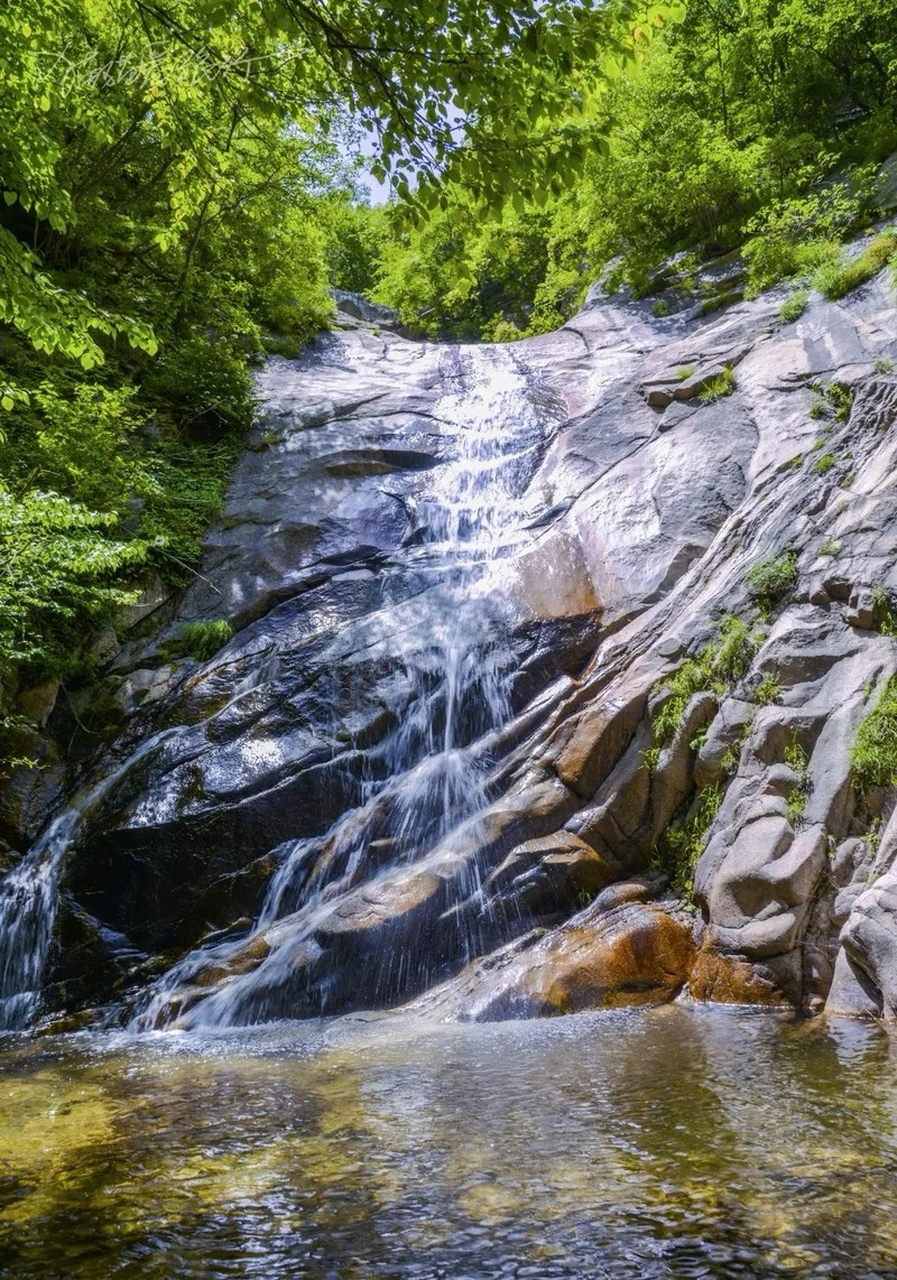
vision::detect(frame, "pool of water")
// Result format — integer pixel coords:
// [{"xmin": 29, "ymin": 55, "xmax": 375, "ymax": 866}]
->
[{"xmin": 2, "ymin": 1005, "xmax": 897, "ymax": 1279}]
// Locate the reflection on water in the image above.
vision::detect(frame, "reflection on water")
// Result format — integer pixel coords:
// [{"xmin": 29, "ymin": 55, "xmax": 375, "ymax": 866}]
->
[{"xmin": 2, "ymin": 1007, "xmax": 897, "ymax": 1278}]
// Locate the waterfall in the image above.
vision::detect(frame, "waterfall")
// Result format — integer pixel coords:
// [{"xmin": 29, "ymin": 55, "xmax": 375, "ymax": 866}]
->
[
  {"xmin": 0, "ymin": 340, "xmax": 562, "ymax": 1032},
  {"xmin": 136, "ymin": 343, "xmax": 556, "ymax": 1028},
  {"xmin": 0, "ymin": 811, "xmax": 77, "ymax": 1030},
  {"xmin": 0, "ymin": 730, "xmax": 184, "ymax": 1031}
]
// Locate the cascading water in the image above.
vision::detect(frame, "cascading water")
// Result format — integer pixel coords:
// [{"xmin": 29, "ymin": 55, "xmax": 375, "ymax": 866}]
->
[
  {"xmin": 135, "ymin": 343, "xmax": 558, "ymax": 1029},
  {"xmin": 0, "ymin": 811, "xmax": 78, "ymax": 1030},
  {"xmin": 0, "ymin": 340, "xmax": 564, "ymax": 1032},
  {"xmin": 0, "ymin": 731, "xmax": 186, "ymax": 1030}
]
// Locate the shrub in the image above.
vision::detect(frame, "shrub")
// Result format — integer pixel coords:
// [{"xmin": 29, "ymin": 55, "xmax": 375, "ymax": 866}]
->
[
  {"xmin": 676, "ymin": 365, "xmax": 696, "ymax": 381},
  {"xmin": 815, "ymin": 233, "xmax": 897, "ymax": 300},
  {"xmin": 137, "ymin": 437, "xmax": 242, "ymax": 572},
  {"xmin": 819, "ymin": 539, "xmax": 841, "ymax": 556},
  {"xmin": 27, "ymin": 383, "xmax": 146, "ymax": 513},
  {"xmin": 0, "ymin": 487, "xmax": 149, "ymax": 682},
  {"xmin": 487, "ymin": 319, "xmax": 526, "ymax": 343},
  {"xmin": 742, "ymin": 188, "xmax": 849, "ymax": 295},
  {"xmin": 143, "ymin": 336, "xmax": 257, "ymax": 439},
  {"xmin": 875, "ymin": 357, "xmax": 895, "ymax": 374},
  {"xmin": 812, "ymin": 453, "xmax": 835, "ymax": 475}
]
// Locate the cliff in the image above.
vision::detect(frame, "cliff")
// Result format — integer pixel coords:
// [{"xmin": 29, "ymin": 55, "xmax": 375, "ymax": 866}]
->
[{"xmin": 4, "ymin": 258, "xmax": 897, "ymax": 1030}]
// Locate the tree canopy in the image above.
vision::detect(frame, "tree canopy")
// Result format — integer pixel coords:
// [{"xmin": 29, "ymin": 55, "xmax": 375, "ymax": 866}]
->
[
  {"xmin": 0, "ymin": 0, "xmax": 682, "ymax": 368},
  {"xmin": 0, "ymin": 0, "xmax": 682, "ymax": 759},
  {"xmin": 362, "ymin": 0, "xmax": 897, "ymax": 338},
  {"xmin": 4, "ymin": 0, "xmax": 895, "ymax": 771}
]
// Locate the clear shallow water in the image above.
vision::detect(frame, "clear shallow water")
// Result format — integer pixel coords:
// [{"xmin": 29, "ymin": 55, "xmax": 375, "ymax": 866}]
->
[{"xmin": 2, "ymin": 1006, "xmax": 897, "ymax": 1279}]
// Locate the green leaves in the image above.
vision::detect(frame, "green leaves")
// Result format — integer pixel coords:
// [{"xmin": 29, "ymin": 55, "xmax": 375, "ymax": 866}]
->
[
  {"xmin": 0, "ymin": 227, "xmax": 159, "ymax": 365},
  {"xmin": 0, "ymin": 484, "xmax": 148, "ymax": 675}
]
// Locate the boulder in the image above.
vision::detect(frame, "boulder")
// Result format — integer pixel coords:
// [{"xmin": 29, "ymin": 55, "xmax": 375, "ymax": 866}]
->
[
  {"xmin": 418, "ymin": 897, "xmax": 697, "ymax": 1022},
  {"xmin": 688, "ymin": 947, "xmax": 790, "ymax": 1005}
]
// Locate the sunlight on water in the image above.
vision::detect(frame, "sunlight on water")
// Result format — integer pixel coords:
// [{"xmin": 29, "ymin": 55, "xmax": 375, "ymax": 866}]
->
[{"xmin": 2, "ymin": 1007, "xmax": 897, "ymax": 1278}]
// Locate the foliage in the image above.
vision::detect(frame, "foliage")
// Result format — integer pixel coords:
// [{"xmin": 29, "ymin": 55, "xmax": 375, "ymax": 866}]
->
[
  {"xmin": 326, "ymin": 201, "xmax": 391, "ymax": 297},
  {"xmin": 653, "ymin": 783, "xmax": 724, "ymax": 894},
  {"xmin": 0, "ymin": 487, "xmax": 149, "ymax": 682},
  {"xmin": 819, "ymin": 539, "xmax": 841, "ymax": 556},
  {"xmin": 814, "ymin": 231, "xmax": 897, "ymax": 299},
  {"xmin": 0, "ymin": 0, "xmax": 679, "ymax": 361},
  {"xmin": 0, "ymin": 0, "xmax": 349, "ymax": 735},
  {"xmin": 165, "ymin": 620, "xmax": 233, "ymax": 663},
  {"xmin": 371, "ymin": 0, "xmax": 897, "ymax": 337},
  {"xmin": 784, "ymin": 737, "xmax": 810, "ymax": 825},
  {"xmin": 852, "ymin": 676, "xmax": 897, "ymax": 795},
  {"xmin": 699, "ymin": 367, "xmax": 735, "ymax": 403},
  {"xmin": 745, "ymin": 551, "xmax": 798, "ymax": 612},
  {"xmin": 780, "ymin": 290, "xmax": 809, "ymax": 323},
  {"xmin": 876, "ymin": 357, "xmax": 895, "ymax": 374},
  {"xmin": 142, "ymin": 341, "xmax": 256, "ymax": 440},
  {"xmin": 812, "ymin": 453, "xmax": 836, "ymax": 475},
  {"xmin": 741, "ymin": 186, "xmax": 862, "ymax": 298},
  {"xmin": 373, "ymin": 202, "xmax": 575, "ymax": 340},
  {"xmin": 653, "ymin": 615, "xmax": 759, "ymax": 744}
]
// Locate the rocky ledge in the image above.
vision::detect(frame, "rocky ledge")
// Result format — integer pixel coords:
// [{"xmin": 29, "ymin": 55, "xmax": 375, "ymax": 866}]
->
[{"xmin": 8, "ymin": 262, "xmax": 897, "ymax": 1029}]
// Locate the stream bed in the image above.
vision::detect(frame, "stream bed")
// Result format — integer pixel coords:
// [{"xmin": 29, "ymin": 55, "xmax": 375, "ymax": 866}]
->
[{"xmin": 2, "ymin": 1005, "xmax": 897, "ymax": 1278}]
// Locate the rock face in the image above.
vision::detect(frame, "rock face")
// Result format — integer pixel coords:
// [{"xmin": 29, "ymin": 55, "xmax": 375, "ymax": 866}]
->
[{"xmin": 4, "ymin": 258, "xmax": 897, "ymax": 1030}]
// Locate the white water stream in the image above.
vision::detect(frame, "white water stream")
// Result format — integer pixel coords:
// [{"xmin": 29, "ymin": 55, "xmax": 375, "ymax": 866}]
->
[
  {"xmin": 0, "ymin": 343, "xmax": 560, "ymax": 1032},
  {"xmin": 136, "ymin": 344, "xmax": 555, "ymax": 1027}
]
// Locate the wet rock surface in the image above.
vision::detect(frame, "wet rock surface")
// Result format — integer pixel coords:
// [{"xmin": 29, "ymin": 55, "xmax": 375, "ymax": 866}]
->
[{"xmin": 5, "ymin": 264, "xmax": 897, "ymax": 1030}]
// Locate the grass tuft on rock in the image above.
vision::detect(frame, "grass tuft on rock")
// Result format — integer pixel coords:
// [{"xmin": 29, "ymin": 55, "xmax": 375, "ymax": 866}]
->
[
  {"xmin": 745, "ymin": 550, "xmax": 798, "ymax": 612},
  {"xmin": 653, "ymin": 783, "xmax": 724, "ymax": 894},
  {"xmin": 815, "ymin": 233, "xmax": 897, "ymax": 301},
  {"xmin": 698, "ymin": 367, "xmax": 736, "ymax": 403},
  {"xmin": 166, "ymin": 620, "xmax": 234, "ymax": 662},
  {"xmin": 784, "ymin": 738, "xmax": 810, "ymax": 825},
  {"xmin": 852, "ymin": 676, "xmax": 897, "ymax": 795},
  {"xmin": 779, "ymin": 289, "xmax": 808, "ymax": 323},
  {"xmin": 652, "ymin": 616, "xmax": 759, "ymax": 745},
  {"xmin": 812, "ymin": 452, "xmax": 836, "ymax": 475}
]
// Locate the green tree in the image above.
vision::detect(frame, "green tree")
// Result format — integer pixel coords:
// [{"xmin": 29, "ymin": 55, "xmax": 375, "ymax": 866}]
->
[{"xmin": 373, "ymin": 0, "xmax": 897, "ymax": 336}]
